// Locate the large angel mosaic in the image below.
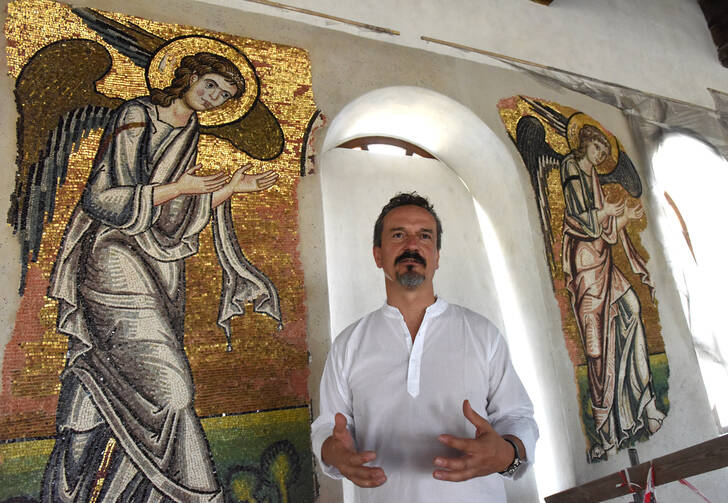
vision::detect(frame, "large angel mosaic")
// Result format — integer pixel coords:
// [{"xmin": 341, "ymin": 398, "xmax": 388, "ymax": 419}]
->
[
  {"xmin": 2, "ymin": 1, "xmax": 315, "ymax": 501},
  {"xmin": 498, "ymin": 96, "xmax": 669, "ymax": 462}
]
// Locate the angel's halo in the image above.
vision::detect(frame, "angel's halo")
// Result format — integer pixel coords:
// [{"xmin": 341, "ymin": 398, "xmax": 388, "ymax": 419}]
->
[{"xmin": 147, "ymin": 35, "xmax": 260, "ymax": 127}]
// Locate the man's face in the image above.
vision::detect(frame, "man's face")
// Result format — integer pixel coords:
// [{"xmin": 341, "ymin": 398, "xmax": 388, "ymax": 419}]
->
[
  {"xmin": 373, "ymin": 205, "xmax": 440, "ymax": 290},
  {"xmin": 183, "ymin": 73, "xmax": 237, "ymax": 111}
]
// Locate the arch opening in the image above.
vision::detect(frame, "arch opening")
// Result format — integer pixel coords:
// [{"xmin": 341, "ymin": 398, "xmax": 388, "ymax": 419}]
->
[
  {"xmin": 315, "ymin": 86, "xmax": 570, "ymax": 500},
  {"xmin": 652, "ymin": 133, "xmax": 728, "ymax": 432}
]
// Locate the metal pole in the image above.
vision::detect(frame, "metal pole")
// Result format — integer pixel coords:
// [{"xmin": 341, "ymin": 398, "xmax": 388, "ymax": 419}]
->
[{"xmin": 628, "ymin": 448, "xmax": 646, "ymax": 503}]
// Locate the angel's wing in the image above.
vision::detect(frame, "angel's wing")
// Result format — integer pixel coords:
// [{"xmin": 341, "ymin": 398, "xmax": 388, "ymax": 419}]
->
[
  {"xmin": 71, "ymin": 7, "xmax": 164, "ymax": 67},
  {"xmin": 514, "ymin": 115, "xmax": 565, "ymax": 266},
  {"xmin": 521, "ymin": 95, "xmax": 642, "ymax": 197},
  {"xmin": 601, "ymin": 150, "xmax": 642, "ymax": 198},
  {"xmin": 72, "ymin": 7, "xmax": 284, "ymax": 160},
  {"xmin": 9, "ymin": 39, "xmax": 123, "ymax": 294}
]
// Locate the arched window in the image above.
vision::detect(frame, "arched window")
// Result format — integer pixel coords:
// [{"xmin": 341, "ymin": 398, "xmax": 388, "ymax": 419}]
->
[
  {"xmin": 652, "ymin": 134, "xmax": 728, "ymax": 432},
  {"xmin": 338, "ymin": 136, "xmax": 436, "ymax": 158}
]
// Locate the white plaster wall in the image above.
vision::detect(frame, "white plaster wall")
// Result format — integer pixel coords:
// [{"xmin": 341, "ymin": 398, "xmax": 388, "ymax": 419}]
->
[
  {"xmin": 318, "ymin": 147, "xmax": 539, "ymax": 502},
  {"xmin": 319, "ymin": 149, "xmax": 502, "ymax": 336},
  {"xmin": 0, "ymin": 0, "xmax": 725, "ymax": 501},
  {"xmin": 0, "ymin": 3, "xmax": 20, "ymax": 365},
  {"xmin": 197, "ymin": 0, "xmax": 728, "ymax": 109}
]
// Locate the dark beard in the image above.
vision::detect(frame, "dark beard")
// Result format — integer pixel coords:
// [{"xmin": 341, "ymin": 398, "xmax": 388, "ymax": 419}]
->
[{"xmin": 396, "ymin": 268, "xmax": 425, "ymax": 289}]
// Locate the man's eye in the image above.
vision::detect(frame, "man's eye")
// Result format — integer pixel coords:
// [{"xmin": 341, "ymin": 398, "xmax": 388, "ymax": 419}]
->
[
  {"xmin": 421, "ymin": 234, "xmax": 432, "ymax": 240},
  {"xmin": 392, "ymin": 232, "xmax": 403, "ymax": 239}
]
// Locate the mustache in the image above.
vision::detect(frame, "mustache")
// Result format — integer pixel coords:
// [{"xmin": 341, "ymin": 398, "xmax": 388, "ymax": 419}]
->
[{"xmin": 395, "ymin": 250, "xmax": 426, "ymax": 266}]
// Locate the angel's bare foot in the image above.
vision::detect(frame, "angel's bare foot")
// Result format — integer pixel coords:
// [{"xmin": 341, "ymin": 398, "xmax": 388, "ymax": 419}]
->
[{"xmin": 645, "ymin": 403, "xmax": 666, "ymax": 434}]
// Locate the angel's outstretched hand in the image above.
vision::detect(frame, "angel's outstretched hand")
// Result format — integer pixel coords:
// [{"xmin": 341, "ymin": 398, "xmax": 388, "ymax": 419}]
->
[
  {"xmin": 229, "ymin": 163, "xmax": 278, "ymax": 193},
  {"xmin": 175, "ymin": 163, "xmax": 228, "ymax": 195}
]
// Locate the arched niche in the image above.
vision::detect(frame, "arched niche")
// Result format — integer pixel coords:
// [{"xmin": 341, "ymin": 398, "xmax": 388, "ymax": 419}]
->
[{"xmin": 303, "ymin": 86, "xmax": 576, "ymax": 501}]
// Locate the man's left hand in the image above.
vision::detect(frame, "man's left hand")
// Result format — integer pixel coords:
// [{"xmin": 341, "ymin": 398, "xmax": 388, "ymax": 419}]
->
[{"xmin": 432, "ymin": 399, "xmax": 518, "ymax": 482}]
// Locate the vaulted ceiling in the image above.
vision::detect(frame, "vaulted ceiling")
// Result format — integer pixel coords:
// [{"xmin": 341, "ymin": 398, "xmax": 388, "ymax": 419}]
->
[{"xmin": 531, "ymin": 0, "xmax": 727, "ymax": 68}]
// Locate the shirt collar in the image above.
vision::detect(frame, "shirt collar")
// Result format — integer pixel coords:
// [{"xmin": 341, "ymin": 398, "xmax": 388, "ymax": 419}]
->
[{"xmin": 381, "ymin": 296, "xmax": 449, "ymax": 319}]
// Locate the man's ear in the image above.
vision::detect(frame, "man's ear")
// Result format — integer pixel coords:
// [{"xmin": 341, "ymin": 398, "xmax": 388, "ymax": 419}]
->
[
  {"xmin": 373, "ymin": 246, "xmax": 383, "ymax": 269},
  {"xmin": 190, "ymin": 74, "xmax": 199, "ymax": 84}
]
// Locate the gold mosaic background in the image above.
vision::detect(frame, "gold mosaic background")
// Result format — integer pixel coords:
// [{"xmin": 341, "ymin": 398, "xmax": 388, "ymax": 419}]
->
[
  {"xmin": 497, "ymin": 96, "xmax": 664, "ymax": 367},
  {"xmin": 1, "ymin": 0, "xmax": 316, "ymax": 440}
]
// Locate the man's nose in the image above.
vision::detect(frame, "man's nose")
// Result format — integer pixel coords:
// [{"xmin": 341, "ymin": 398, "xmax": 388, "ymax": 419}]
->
[{"xmin": 404, "ymin": 234, "xmax": 419, "ymax": 248}]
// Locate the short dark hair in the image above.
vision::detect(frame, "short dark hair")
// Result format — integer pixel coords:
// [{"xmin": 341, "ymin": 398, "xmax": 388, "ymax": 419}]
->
[{"xmin": 373, "ymin": 192, "xmax": 442, "ymax": 250}]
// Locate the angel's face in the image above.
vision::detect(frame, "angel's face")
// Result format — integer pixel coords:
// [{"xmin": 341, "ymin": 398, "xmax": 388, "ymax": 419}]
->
[
  {"xmin": 183, "ymin": 73, "xmax": 238, "ymax": 112},
  {"xmin": 586, "ymin": 138, "xmax": 610, "ymax": 166}
]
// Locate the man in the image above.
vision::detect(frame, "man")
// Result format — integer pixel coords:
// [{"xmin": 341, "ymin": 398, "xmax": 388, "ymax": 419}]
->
[{"xmin": 311, "ymin": 192, "xmax": 538, "ymax": 502}]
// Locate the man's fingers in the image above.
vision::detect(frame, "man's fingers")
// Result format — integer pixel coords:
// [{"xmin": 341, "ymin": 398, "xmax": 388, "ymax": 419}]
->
[
  {"xmin": 337, "ymin": 448, "xmax": 385, "ymax": 487},
  {"xmin": 438, "ymin": 433, "xmax": 475, "ymax": 453},
  {"xmin": 326, "ymin": 413, "xmax": 386, "ymax": 487},
  {"xmin": 433, "ymin": 467, "xmax": 476, "ymax": 483},
  {"xmin": 462, "ymin": 399, "xmax": 491, "ymax": 432},
  {"xmin": 333, "ymin": 413, "xmax": 348, "ymax": 432},
  {"xmin": 343, "ymin": 465, "xmax": 386, "ymax": 488},
  {"xmin": 433, "ymin": 455, "xmax": 469, "ymax": 472},
  {"xmin": 187, "ymin": 163, "xmax": 203, "ymax": 173},
  {"xmin": 349, "ymin": 450, "xmax": 377, "ymax": 465}
]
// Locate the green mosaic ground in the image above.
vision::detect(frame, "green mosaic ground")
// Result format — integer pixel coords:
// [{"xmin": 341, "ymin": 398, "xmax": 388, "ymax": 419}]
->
[{"xmin": 0, "ymin": 407, "xmax": 313, "ymax": 503}]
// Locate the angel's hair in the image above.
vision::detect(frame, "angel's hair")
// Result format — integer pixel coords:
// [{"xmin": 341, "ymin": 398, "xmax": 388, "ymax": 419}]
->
[
  {"xmin": 574, "ymin": 124, "xmax": 610, "ymax": 160},
  {"xmin": 150, "ymin": 52, "xmax": 245, "ymax": 107}
]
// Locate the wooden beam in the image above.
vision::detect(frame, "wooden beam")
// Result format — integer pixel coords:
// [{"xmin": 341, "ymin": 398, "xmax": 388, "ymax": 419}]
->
[
  {"xmin": 419, "ymin": 36, "xmax": 718, "ymax": 112},
  {"xmin": 337, "ymin": 136, "xmax": 436, "ymax": 158},
  {"xmin": 545, "ymin": 435, "xmax": 728, "ymax": 503},
  {"xmin": 243, "ymin": 0, "xmax": 400, "ymax": 35}
]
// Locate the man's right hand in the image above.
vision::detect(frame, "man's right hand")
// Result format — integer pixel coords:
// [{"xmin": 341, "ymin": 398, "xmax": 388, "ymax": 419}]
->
[{"xmin": 321, "ymin": 413, "xmax": 387, "ymax": 488}]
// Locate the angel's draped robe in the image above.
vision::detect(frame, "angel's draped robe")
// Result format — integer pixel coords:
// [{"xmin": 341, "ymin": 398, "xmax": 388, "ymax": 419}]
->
[
  {"xmin": 560, "ymin": 153, "xmax": 659, "ymax": 453},
  {"xmin": 42, "ymin": 97, "xmax": 280, "ymax": 503}
]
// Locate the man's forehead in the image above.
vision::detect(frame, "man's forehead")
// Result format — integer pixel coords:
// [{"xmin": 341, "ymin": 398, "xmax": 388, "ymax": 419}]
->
[{"xmin": 383, "ymin": 205, "xmax": 436, "ymax": 228}]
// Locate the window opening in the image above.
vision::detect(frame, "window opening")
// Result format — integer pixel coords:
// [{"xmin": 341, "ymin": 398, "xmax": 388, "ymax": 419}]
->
[
  {"xmin": 337, "ymin": 136, "xmax": 436, "ymax": 158},
  {"xmin": 652, "ymin": 134, "xmax": 728, "ymax": 431}
]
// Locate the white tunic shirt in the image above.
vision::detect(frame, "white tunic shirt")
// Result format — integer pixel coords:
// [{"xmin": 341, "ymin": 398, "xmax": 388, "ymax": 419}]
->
[{"xmin": 311, "ymin": 298, "xmax": 538, "ymax": 503}]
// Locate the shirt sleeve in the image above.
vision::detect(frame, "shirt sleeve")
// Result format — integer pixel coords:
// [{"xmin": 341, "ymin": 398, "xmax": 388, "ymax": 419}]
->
[
  {"xmin": 310, "ymin": 335, "xmax": 356, "ymax": 479},
  {"xmin": 485, "ymin": 330, "xmax": 539, "ymax": 480}
]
